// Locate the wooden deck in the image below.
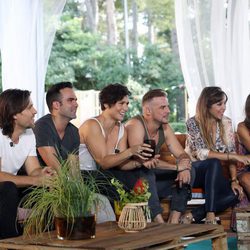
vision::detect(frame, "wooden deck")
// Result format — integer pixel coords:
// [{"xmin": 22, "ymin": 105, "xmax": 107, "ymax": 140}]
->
[{"xmin": 0, "ymin": 222, "xmax": 227, "ymax": 250}]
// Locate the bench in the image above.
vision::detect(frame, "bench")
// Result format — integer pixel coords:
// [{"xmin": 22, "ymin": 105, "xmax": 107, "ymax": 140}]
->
[{"xmin": 159, "ymin": 133, "xmax": 233, "ymax": 230}]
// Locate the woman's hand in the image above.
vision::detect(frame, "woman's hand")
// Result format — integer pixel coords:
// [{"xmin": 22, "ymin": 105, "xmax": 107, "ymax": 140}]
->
[
  {"xmin": 231, "ymin": 181, "xmax": 244, "ymax": 200},
  {"xmin": 231, "ymin": 154, "xmax": 250, "ymax": 165}
]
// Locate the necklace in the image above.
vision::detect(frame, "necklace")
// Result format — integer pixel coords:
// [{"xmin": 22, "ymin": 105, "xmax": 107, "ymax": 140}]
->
[
  {"xmin": 140, "ymin": 115, "xmax": 158, "ymax": 140},
  {"xmin": 150, "ymin": 131, "xmax": 158, "ymax": 139}
]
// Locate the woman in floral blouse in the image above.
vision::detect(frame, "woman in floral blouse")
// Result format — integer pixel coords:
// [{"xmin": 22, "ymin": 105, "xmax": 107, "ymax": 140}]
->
[
  {"xmin": 184, "ymin": 87, "xmax": 250, "ymax": 224},
  {"xmin": 237, "ymin": 94, "xmax": 250, "ymax": 199}
]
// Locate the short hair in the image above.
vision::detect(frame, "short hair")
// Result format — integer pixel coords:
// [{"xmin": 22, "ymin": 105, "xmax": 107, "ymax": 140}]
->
[
  {"xmin": 142, "ymin": 89, "xmax": 167, "ymax": 105},
  {"xmin": 0, "ymin": 89, "xmax": 31, "ymax": 137},
  {"xmin": 244, "ymin": 94, "xmax": 250, "ymax": 129},
  {"xmin": 46, "ymin": 82, "xmax": 73, "ymax": 112},
  {"xmin": 99, "ymin": 83, "xmax": 131, "ymax": 111}
]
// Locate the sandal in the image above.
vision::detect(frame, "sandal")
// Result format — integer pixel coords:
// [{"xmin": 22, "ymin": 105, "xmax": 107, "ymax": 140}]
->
[
  {"xmin": 180, "ymin": 212, "xmax": 194, "ymax": 224},
  {"xmin": 205, "ymin": 219, "xmax": 218, "ymax": 225}
]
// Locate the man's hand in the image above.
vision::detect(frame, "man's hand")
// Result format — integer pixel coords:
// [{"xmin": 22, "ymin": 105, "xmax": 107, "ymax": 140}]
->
[
  {"xmin": 177, "ymin": 158, "xmax": 192, "ymax": 171},
  {"xmin": 175, "ymin": 169, "xmax": 191, "ymax": 187},
  {"xmin": 142, "ymin": 155, "xmax": 160, "ymax": 169},
  {"xmin": 35, "ymin": 167, "xmax": 57, "ymax": 187},
  {"xmin": 41, "ymin": 166, "xmax": 57, "ymax": 177}
]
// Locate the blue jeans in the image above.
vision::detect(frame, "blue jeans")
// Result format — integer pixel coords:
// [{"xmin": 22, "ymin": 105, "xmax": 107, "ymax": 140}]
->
[{"xmin": 103, "ymin": 167, "xmax": 191, "ymax": 219}]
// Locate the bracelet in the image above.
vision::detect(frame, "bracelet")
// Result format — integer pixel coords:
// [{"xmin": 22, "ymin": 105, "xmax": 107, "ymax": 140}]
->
[
  {"xmin": 134, "ymin": 161, "xmax": 138, "ymax": 168},
  {"xmin": 134, "ymin": 161, "xmax": 140, "ymax": 168},
  {"xmin": 176, "ymin": 161, "xmax": 179, "ymax": 172},
  {"xmin": 178, "ymin": 168, "xmax": 191, "ymax": 173},
  {"xmin": 230, "ymin": 178, "xmax": 239, "ymax": 184}
]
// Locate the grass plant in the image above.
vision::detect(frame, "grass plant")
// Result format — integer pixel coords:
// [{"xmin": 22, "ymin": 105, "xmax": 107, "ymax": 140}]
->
[{"xmin": 21, "ymin": 155, "xmax": 99, "ymax": 236}]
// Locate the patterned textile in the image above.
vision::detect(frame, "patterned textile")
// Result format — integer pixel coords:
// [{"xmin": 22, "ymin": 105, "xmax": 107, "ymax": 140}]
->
[
  {"xmin": 231, "ymin": 127, "xmax": 250, "ymax": 230},
  {"xmin": 185, "ymin": 116, "xmax": 236, "ymax": 161},
  {"xmin": 236, "ymin": 128, "xmax": 250, "ymax": 174}
]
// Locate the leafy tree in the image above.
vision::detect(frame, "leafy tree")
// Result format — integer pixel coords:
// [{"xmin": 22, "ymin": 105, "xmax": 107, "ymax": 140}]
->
[
  {"xmin": 45, "ymin": 0, "xmax": 186, "ymax": 123},
  {"xmin": 131, "ymin": 44, "xmax": 184, "ymax": 122},
  {"xmin": 124, "ymin": 78, "xmax": 149, "ymax": 121}
]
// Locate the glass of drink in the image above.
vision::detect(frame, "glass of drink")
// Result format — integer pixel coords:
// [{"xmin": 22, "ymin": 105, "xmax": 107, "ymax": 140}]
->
[{"xmin": 144, "ymin": 139, "xmax": 156, "ymax": 158}]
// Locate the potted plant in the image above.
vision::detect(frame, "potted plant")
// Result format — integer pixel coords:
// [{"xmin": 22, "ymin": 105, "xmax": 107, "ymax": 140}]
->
[
  {"xmin": 21, "ymin": 155, "xmax": 100, "ymax": 240},
  {"xmin": 111, "ymin": 178, "xmax": 151, "ymax": 232}
]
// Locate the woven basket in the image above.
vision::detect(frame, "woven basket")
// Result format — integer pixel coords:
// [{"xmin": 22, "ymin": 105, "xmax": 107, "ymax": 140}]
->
[{"xmin": 118, "ymin": 202, "xmax": 148, "ymax": 232}]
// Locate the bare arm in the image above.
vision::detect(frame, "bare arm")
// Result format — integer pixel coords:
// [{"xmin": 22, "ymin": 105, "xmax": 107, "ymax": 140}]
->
[
  {"xmin": 79, "ymin": 120, "xmax": 149, "ymax": 170},
  {"xmin": 207, "ymin": 150, "xmax": 250, "ymax": 165},
  {"xmin": 0, "ymin": 156, "xmax": 54, "ymax": 187},
  {"xmin": 37, "ymin": 146, "xmax": 61, "ymax": 170},
  {"xmin": 162, "ymin": 125, "xmax": 191, "ymax": 169},
  {"xmin": 125, "ymin": 119, "xmax": 175, "ymax": 169},
  {"xmin": 126, "ymin": 119, "xmax": 191, "ymax": 185},
  {"xmin": 237, "ymin": 122, "xmax": 250, "ymax": 152}
]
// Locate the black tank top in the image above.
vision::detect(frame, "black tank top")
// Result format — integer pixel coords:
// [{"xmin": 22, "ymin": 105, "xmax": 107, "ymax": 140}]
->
[{"xmin": 135, "ymin": 115, "xmax": 165, "ymax": 154}]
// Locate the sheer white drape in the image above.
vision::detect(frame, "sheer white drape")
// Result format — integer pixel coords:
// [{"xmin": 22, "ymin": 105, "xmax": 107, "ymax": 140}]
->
[
  {"xmin": 0, "ymin": 0, "xmax": 66, "ymax": 118},
  {"xmin": 175, "ymin": 0, "xmax": 250, "ymax": 128}
]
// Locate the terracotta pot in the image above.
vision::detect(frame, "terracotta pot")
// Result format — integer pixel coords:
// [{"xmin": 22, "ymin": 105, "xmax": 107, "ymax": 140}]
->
[{"xmin": 54, "ymin": 215, "xmax": 96, "ymax": 240}]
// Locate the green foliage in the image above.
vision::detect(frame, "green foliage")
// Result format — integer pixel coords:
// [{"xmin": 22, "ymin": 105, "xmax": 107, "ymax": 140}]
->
[
  {"xmin": 144, "ymin": 0, "xmax": 175, "ymax": 31},
  {"xmin": 131, "ymin": 44, "xmax": 184, "ymax": 121},
  {"xmin": 132, "ymin": 44, "xmax": 183, "ymax": 88},
  {"xmin": 124, "ymin": 78, "xmax": 149, "ymax": 121},
  {"xmin": 21, "ymin": 156, "xmax": 100, "ymax": 236},
  {"xmin": 45, "ymin": 0, "xmax": 185, "ymax": 122},
  {"xmin": 46, "ymin": 17, "xmax": 101, "ymax": 87},
  {"xmin": 170, "ymin": 122, "xmax": 187, "ymax": 133},
  {"xmin": 111, "ymin": 178, "xmax": 151, "ymax": 207},
  {"xmin": 46, "ymin": 16, "xmax": 130, "ymax": 90}
]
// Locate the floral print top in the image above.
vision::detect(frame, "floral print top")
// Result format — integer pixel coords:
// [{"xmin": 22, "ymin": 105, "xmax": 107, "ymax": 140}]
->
[{"xmin": 185, "ymin": 116, "xmax": 236, "ymax": 161}]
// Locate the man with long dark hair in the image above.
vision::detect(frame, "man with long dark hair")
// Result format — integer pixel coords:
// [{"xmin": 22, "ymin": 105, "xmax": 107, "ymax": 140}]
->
[{"xmin": 0, "ymin": 89, "xmax": 54, "ymax": 239}]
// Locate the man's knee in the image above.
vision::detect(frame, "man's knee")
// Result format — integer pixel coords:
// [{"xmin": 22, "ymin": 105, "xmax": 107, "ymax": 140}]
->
[
  {"xmin": 171, "ymin": 184, "xmax": 191, "ymax": 212},
  {"xmin": 0, "ymin": 181, "xmax": 18, "ymax": 197}
]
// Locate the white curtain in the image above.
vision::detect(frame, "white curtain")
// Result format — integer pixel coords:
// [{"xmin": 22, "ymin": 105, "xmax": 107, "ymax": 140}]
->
[
  {"xmin": 175, "ymin": 0, "xmax": 250, "ymax": 128},
  {"xmin": 0, "ymin": 0, "xmax": 66, "ymax": 118}
]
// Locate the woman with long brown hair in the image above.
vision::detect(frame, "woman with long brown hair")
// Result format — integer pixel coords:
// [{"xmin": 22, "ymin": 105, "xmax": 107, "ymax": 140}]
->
[
  {"xmin": 237, "ymin": 94, "xmax": 250, "ymax": 199},
  {"xmin": 183, "ymin": 86, "xmax": 250, "ymax": 224}
]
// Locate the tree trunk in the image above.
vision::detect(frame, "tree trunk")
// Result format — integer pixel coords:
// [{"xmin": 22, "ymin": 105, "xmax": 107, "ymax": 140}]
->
[
  {"xmin": 171, "ymin": 19, "xmax": 179, "ymax": 58},
  {"xmin": 106, "ymin": 0, "xmax": 117, "ymax": 45},
  {"xmin": 131, "ymin": 0, "xmax": 138, "ymax": 54},
  {"xmin": 147, "ymin": 10, "xmax": 154, "ymax": 44},
  {"xmin": 123, "ymin": 0, "xmax": 130, "ymax": 65},
  {"xmin": 84, "ymin": 0, "xmax": 99, "ymax": 33}
]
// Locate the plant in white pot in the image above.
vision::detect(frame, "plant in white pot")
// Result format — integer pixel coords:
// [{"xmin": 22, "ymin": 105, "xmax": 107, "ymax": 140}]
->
[
  {"xmin": 21, "ymin": 155, "xmax": 99, "ymax": 240},
  {"xmin": 111, "ymin": 178, "xmax": 151, "ymax": 232}
]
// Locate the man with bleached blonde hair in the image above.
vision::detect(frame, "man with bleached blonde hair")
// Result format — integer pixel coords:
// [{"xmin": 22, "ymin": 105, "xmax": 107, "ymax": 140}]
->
[{"xmin": 126, "ymin": 89, "xmax": 192, "ymax": 223}]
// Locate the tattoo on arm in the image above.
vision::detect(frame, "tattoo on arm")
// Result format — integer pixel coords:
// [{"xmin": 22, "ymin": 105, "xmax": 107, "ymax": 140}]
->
[{"xmin": 177, "ymin": 152, "xmax": 190, "ymax": 161}]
